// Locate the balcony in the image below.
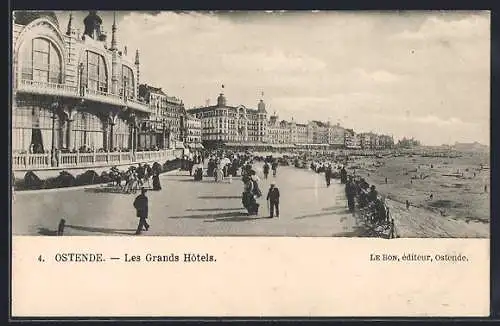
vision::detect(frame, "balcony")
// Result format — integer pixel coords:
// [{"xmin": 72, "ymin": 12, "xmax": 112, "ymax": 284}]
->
[
  {"xmin": 125, "ymin": 97, "xmax": 150, "ymax": 113},
  {"xmin": 12, "ymin": 149, "xmax": 185, "ymax": 171},
  {"xmin": 15, "ymin": 79, "xmax": 151, "ymax": 113},
  {"xmin": 16, "ymin": 79, "xmax": 79, "ymax": 98}
]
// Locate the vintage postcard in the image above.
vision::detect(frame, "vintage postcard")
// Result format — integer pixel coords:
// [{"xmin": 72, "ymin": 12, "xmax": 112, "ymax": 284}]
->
[{"xmin": 11, "ymin": 10, "xmax": 490, "ymax": 318}]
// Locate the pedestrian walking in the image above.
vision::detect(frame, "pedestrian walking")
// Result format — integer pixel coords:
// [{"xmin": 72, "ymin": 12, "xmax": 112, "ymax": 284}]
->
[
  {"xmin": 133, "ymin": 187, "xmax": 150, "ymax": 235},
  {"xmin": 345, "ymin": 178, "xmax": 356, "ymax": 214},
  {"xmin": 271, "ymin": 160, "xmax": 278, "ymax": 177},
  {"xmin": 263, "ymin": 162, "xmax": 270, "ymax": 179},
  {"xmin": 266, "ymin": 182, "xmax": 280, "ymax": 218},
  {"xmin": 340, "ymin": 166, "xmax": 347, "ymax": 184},
  {"xmin": 325, "ymin": 164, "xmax": 332, "ymax": 187}
]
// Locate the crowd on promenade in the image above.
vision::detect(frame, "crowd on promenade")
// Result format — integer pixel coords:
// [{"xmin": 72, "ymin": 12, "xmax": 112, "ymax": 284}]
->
[
  {"xmin": 177, "ymin": 150, "xmax": 281, "ymax": 217},
  {"xmin": 129, "ymin": 149, "xmax": 393, "ymax": 236}
]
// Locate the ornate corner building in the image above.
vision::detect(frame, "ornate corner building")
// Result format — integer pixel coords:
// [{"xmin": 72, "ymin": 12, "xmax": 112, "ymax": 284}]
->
[{"xmin": 12, "ymin": 11, "xmax": 187, "ymax": 172}]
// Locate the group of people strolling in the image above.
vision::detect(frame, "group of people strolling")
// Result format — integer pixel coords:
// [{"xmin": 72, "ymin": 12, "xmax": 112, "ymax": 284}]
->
[
  {"xmin": 109, "ymin": 161, "xmax": 163, "ymax": 193},
  {"xmin": 343, "ymin": 174, "xmax": 388, "ymax": 225},
  {"xmin": 241, "ymin": 161, "xmax": 280, "ymax": 218}
]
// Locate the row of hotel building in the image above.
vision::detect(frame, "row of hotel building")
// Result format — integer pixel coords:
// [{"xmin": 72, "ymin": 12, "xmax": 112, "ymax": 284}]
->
[
  {"xmin": 11, "ymin": 11, "xmax": 393, "ymax": 171},
  {"xmin": 187, "ymin": 92, "xmax": 394, "ymax": 150}
]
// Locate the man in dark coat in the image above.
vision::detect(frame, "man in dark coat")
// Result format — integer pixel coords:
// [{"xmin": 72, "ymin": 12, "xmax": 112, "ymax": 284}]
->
[
  {"xmin": 325, "ymin": 164, "xmax": 332, "ymax": 187},
  {"xmin": 340, "ymin": 166, "xmax": 348, "ymax": 184},
  {"xmin": 345, "ymin": 178, "xmax": 356, "ymax": 213},
  {"xmin": 266, "ymin": 182, "xmax": 280, "ymax": 218},
  {"xmin": 271, "ymin": 161, "xmax": 278, "ymax": 177},
  {"xmin": 368, "ymin": 185, "xmax": 378, "ymax": 203},
  {"xmin": 263, "ymin": 162, "xmax": 270, "ymax": 179},
  {"xmin": 134, "ymin": 187, "xmax": 150, "ymax": 235}
]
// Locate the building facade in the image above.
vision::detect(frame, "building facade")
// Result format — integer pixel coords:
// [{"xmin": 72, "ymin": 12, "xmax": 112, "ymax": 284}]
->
[
  {"xmin": 328, "ymin": 123, "xmax": 345, "ymax": 148},
  {"xmin": 185, "ymin": 113, "xmax": 202, "ymax": 148},
  {"xmin": 309, "ymin": 121, "xmax": 329, "ymax": 144},
  {"xmin": 137, "ymin": 84, "xmax": 172, "ymax": 149},
  {"xmin": 12, "ymin": 11, "xmax": 151, "ymax": 159},
  {"xmin": 267, "ymin": 113, "xmax": 291, "ymax": 144},
  {"xmin": 344, "ymin": 129, "xmax": 361, "ymax": 149},
  {"xmin": 187, "ymin": 92, "xmax": 268, "ymax": 147},
  {"xmin": 296, "ymin": 123, "xmax": 309, "ymax": 144}
]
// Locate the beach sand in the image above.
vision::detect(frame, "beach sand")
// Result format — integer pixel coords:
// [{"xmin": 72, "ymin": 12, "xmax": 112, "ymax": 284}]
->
[{"xmin": 348, "ymin": 152, "xmax": 489, "ymax": 238}]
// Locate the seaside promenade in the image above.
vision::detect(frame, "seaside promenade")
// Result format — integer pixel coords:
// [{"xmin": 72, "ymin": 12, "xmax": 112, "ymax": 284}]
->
[{"xmin": 12, "ymin": 163, "xmax": 359, "ymax": 237}]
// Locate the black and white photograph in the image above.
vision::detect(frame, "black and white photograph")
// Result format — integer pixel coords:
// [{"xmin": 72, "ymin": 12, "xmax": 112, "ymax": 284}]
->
[{"xmin": 11, "ymin": 10, "xmax": 490, "ymax": 239}]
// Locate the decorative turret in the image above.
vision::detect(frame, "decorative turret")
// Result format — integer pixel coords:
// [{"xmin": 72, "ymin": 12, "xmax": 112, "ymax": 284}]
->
[
  {"xmin": 110, "ymin": 11, "xmax": 117, "ymax": 50},
  {"xmin": 110, "ymin": 11, "xmax": 119, "ymax": 95},
  {"xmin": 66, "ymin": 12, "xmax": 73, "ymax": 35},
  {"xmin": 135, "ymin": 49, "xmax": 140, "ymax": 99},
  {"xmin": 217, "ymin": 84, "xmax": 226, "ymax": 107},
  {"xmin": 135, "ymin": 49, "xmax": 140, "ymax": 65},
  {"xmin": 83, "ymin": 11, "xmax": 103, "ymax": 40},
  {"xmin": 217, "ymin": 93, "xmax": 226, "ymax": 107},
  {"xmin": 258, "ymin": 99, "xmax": 266, "ymax": 113}
]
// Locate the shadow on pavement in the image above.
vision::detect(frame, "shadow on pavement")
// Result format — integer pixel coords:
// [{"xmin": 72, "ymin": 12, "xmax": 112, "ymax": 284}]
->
[
  {"xmin": 198, "ymin": 196, "xmax": 242, "ymax": 199},
  {"xmin": 65, "ymin": 224, "xmax": 136, "ymax": 235},
  {"xmin": 186, "ymin": 208, "xmax": 242, "ymax": 212},
  {"xmin": 205, "ymin": 216, "xmax": 267, "ymax": 222},
  {"xmin": 37, "ymin": 227, "xmax": 58, "ymax": 236},
  {"xmin": 174, "ymin": 179, "xmax": 223, "ymax": 183},
  {"xmin": 295, "ymin": 212, "xmax": 344, "ymax": 220},
  {"xmin": 169, "ymin": 211, "xmax": 247, "ymax": 219},
  {"xmin": 322, "ymin": 206, "xmax": 349, "ymax": 213},
  {"xmin": 84, "ymin": 186, "xmax": 130, "ymax": 194}
]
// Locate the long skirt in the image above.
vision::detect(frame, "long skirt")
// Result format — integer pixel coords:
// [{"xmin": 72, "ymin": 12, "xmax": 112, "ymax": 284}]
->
[{"xmin": 152, "ymin": 175, "xmax": 161, "ymax": 190}]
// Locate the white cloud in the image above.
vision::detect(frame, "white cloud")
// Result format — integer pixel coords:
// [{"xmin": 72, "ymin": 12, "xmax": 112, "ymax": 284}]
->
[
  {"xmin": 54, "ymin": 10, "xmax": 489, "ymax": 145},
  {"xmin": 353, "ymin": 68, "xmax": 400, "ymax": 83},
  {"xmin": 221, "ymin": 50, "xmax": 326, "ymax": 73},
  {"xmin": 393, "ymin": 13, "xmax": 490, "ymax": 41}
]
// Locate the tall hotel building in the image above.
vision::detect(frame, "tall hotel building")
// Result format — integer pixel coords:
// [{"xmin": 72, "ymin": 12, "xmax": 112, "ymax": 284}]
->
[
  {"xmin": 187, "ymin": 92, "xmax": 268, "ymax": 148},
  {"xmin": 12, "ymin": 11, "xmax": 152, "ymax": 160}
]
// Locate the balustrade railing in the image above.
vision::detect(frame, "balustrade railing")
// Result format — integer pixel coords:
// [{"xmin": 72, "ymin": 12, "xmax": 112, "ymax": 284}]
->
[
  {"xmin": 12, "ymin": 148, "xmax": 183, "ymax": 171},
  {"xmin": 16, "ymin": 80, "xmax": 149, "ymax": 112},
  {"xmin": 17, "ymin": 79, "xmax": 78, "ymax": 97}
]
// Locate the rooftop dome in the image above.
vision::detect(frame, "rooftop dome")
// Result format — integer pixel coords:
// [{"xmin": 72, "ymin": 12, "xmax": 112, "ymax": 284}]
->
[
  {"xmin": 217, "ymin": 93, "xmax": 227, "ymax": 107},
  {"xmin": 257, "ymin": 99, "xmax": 267, "ymax": 113},
  {"xmin": 14, "ymin": 11, "xmax": 59, "ymax": 28}
]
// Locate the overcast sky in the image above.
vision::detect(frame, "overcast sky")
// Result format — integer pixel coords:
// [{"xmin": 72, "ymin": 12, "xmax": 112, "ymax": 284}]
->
[{"xmin": 55, "ymin": 10, "xmax": 490, "ymax": 146}]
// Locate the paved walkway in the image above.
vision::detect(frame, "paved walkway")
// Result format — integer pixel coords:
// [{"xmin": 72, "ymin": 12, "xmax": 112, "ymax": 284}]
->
[{"xmin": 12, "ymin": 164, "xmax": 360, "ymax": 236}]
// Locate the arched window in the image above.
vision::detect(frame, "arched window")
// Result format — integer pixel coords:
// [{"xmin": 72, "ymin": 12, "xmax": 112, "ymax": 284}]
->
[
  {"xmin": 113, "ymin": 117, "xmax": 130, "ymax": 150},
  {"xmin": 121, "ymin": 65, "xmax": 135, "ymax": 99},
  {"xmin": 72, "ymin": 111, "xmax": 104, "ymax": 150},
  {"xmin": 12, "ymin": 104, "xmax": 61, "ymax": 153},
  {"xmin": 81, "ymin": 51, "xmax": 108, "ymax": 93},
  {"xmin": 21, "ymin": 37, "xmax": 62, "ymax": 84}
]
